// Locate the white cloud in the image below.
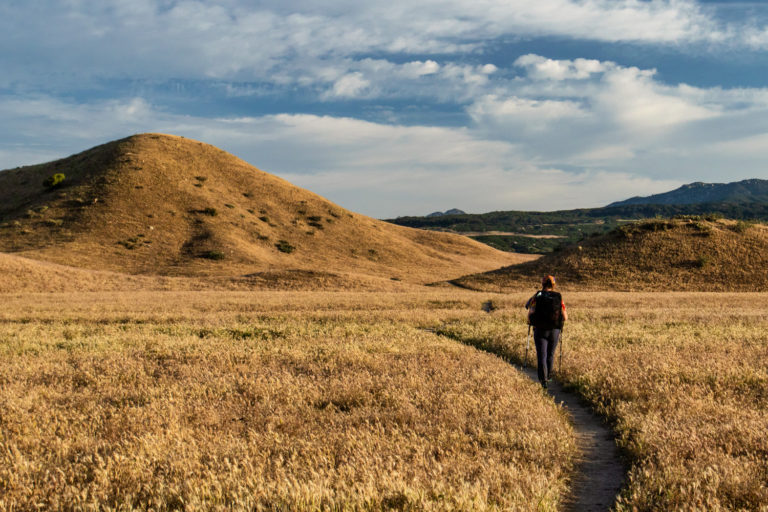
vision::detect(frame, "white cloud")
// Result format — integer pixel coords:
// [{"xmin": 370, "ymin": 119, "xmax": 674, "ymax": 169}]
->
[
  {"xmin": 595, "ymin": 66, "xmax": 718, "ymax": 132},
  {"xmin": 329, "ymin": 73, "xmax": 371, "ymax": 98},
  {"xmin": 515, "ymin": 54, "xmax": 610, "ymax": 81},
  {"xmin": 471, "ymin": 55, "xmax": 727, "ymax": 150},
  {"xmin": 469, "ymin": 94, "xmax": 587, "ymax": 133},
  {"xmin": 401, "ymin": 60, "xmax": 441, "ymax": 78}
]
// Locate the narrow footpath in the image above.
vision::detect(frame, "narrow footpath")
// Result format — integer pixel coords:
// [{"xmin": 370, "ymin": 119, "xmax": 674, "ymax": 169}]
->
[
  {"xmin": 516, "ymin": 364, "xmax": 625, "ymax": 511},
  {"xmin": 427, "ymin": 328, "xmax": 625, "ymax": 511}
]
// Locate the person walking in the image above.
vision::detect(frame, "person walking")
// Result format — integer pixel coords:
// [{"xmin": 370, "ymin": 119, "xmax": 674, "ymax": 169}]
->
[{"xmin": 525, "ymin": 275, "xmax": 567, "ymax": 389}]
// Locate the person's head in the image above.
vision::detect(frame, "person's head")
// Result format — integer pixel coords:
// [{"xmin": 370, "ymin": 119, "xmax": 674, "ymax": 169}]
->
[{"xmin": 541, "ymin": 275, "xmax": 556, "ymax": 290}]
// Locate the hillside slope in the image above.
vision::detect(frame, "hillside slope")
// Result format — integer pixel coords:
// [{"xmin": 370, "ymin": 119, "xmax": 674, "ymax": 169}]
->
[
  {"xmin": 453, "ymin": 218, "xmax": 768, "ymax": 291},
  {"xmin": 0, "ymin": 252, "xmax": 174, "ymax": 293},
  {"xmin": 0, "ymin": 134, "xmax": 524, "ymax": 284}
]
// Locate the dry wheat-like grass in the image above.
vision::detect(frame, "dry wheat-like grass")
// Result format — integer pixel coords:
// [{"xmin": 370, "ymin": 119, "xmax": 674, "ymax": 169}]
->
[
  {"xmin": 0, "ymin": 291, "xmax": 575, "ymax": 511},
  {"xmin": 438, "ymin": 292, "xmax": 768, "ymax": 511}
]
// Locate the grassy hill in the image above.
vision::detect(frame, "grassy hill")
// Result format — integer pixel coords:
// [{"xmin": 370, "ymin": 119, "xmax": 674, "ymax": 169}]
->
[
  {"xmin": 389, "ymin": 199, "xmax": 768, "ymax": 254},
  {"xmin": 0, "ymin": 134, "xmax": 527, "ymax": 286},
  {"xmin": 452, "ymin": 217, "xmax": 768, "ymax": 291}
]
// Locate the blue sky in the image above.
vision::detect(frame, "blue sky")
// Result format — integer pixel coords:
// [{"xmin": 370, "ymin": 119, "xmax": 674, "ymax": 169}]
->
[{"xmin": 2, "ymin": 1, "xmax": 768, "ymax": 217}]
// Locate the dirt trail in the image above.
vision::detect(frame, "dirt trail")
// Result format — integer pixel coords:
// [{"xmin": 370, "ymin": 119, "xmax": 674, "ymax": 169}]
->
[
  {"xmin": 517, "ymin": 364, "xmax": 625, "ymax": 511},
  {"xmin": 426, "ymin": 328, "xmax": 625, "ymax": 511}
]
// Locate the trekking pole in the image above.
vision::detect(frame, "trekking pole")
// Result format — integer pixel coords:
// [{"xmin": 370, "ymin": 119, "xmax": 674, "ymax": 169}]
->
[
  {"xmin": 524, "ymin": 324, "xmax": 531, "ymax": 368},
  {"xmin": 558, "ymin": 327, "xmax": 564, "ymax": 375}
]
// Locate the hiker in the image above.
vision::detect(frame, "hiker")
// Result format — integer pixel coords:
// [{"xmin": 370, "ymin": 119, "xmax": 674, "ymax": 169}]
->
[{"xmin": 526, "ymin": 275, "xmax": 567, "ymax": 389}]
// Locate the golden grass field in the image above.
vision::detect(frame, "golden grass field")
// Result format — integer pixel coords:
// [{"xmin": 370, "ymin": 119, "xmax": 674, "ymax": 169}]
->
[
  {"xmin": 437, "ymin": 291, "xmax": 768, "ymax": 511},
  {"xmin": 1, "ymin": 289, "xmax": 766, "ymax": 511},
  {"xmin": 0, "ymin": 291, "xmax": 575, "ymax": 511}
]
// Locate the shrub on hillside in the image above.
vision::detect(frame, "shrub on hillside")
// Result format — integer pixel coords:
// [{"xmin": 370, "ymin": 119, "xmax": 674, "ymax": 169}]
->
[
  {"xmin": 43, "ymin": 173, "xmax": 65, "ymax": 188},
  {"xmin": 733, "ymin": 221, "xmax": 753, "ymax": 233},
  {"xmin": 199, "ymin": 250, "xmax": 225, "ymax": 260},
  {"xmin": 695, "ymin": 254, "xmax": 711, "ymax": 268},
  {"xmin": 275, "ymin": 240, "xmax": 295, "ymax": 253}
]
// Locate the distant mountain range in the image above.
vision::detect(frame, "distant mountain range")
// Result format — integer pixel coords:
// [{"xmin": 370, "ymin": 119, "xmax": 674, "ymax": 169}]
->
[
  {"xmin": 388, "ymin": 179, "xmax": 768, "ymax": 254},
  {"xmin": 608, "ymin": 179, "xmax": 768, "ymax": 207}
]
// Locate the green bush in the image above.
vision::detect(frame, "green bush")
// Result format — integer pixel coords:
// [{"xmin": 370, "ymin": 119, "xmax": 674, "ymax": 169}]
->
[
  {"xmin": 733, "ymin": 221, "xmax": 753, "ymax": 234},
  {"xmin": 275, "ymin": 240, "xmax": 295, "ymax": 253},
  {"xmin": 695, "ymin": 255, "xmax": 711, "ymax": 268},
  {"xmin": 43, "ymin": 173, "xmax": 65, "ymax": 188}
]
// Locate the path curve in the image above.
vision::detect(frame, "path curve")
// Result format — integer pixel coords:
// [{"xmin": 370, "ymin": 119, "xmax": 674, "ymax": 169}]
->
[
  {"xmin": 515, "ymin": 364, "xmax": 624, "ymax": 511},
  {"xmin": 426, "ymin": 328, "xmax": 625, "ymax": 511}
]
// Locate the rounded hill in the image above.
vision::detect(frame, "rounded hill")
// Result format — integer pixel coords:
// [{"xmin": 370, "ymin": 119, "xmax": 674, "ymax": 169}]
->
[
  {"xmin": 453, "ymin": 217, "xmax": 768, "ymax": 291},
  {"xmin": 0, "ymin": 134, "xmax": 522, "ymax": 284}
]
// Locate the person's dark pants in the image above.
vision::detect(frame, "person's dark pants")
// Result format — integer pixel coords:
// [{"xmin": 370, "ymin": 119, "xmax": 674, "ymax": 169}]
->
[{"xmin": 534, "ymin": 328, "xmax": 560, "ymax": 384}]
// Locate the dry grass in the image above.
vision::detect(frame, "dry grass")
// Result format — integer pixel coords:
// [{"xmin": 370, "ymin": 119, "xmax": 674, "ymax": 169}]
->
[
  {"xmin": 0, "ymin": 252, "xmax": 434, "ymax": 293},
  {"xmin": 456, "ymin": 218, "xmax": 768, "ymax": 291},
  {"xmin": 0, "ymin": 291, "xmax": 575, "ymax": 511},
  {"xmin": 0, "ymin": 134, "xmax": 522, "ymax": 283},
  {"xmin": 437, "ymin": 292, "xmax": 768, "ymax": 511}
]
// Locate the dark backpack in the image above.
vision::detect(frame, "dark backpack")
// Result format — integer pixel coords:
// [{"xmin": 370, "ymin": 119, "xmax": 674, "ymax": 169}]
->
[{"xmin": 530, "ymin": 291, "xmax": 564, "ymax": 330}]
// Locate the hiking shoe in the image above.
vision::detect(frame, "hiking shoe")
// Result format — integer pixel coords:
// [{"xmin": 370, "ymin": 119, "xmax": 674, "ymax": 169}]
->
[{"xmin": 541, "ymin": 381, "xmax": 548, "ymax": 389}]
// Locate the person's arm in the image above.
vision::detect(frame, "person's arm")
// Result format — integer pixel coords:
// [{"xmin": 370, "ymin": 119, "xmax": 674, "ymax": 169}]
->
[{"xmin": 561, "ymin": 301, "xmax": 568, "ymax": 323}]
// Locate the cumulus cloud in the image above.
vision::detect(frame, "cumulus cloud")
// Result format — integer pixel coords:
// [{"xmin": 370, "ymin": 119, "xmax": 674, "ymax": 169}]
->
[
  {"xmin": 461, "ymin": 54, "xmax": 768, "ymax": 186},
  {"xmin": 515, "ymin": 54, "xmax": 610, "ymax": 81},
  {"xmin": 469, "ymin": 95, "xmax": 587, "ymax": 133},
  {"xmin": 328, "ymin": 73, "xmax": 371, "ymax": 98},
  {"xmin": 596, "ymin": 66, "xmax": 718, "ymax": 132},
  {"xmin": 471, "ymin": 55, "xmax": 731, "ymax": 152}
]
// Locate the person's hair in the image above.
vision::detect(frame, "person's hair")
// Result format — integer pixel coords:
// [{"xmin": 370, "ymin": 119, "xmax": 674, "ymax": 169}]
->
[{"xmin": 542, "ymin": 275, "xmax": 556, "ymax": 289}]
